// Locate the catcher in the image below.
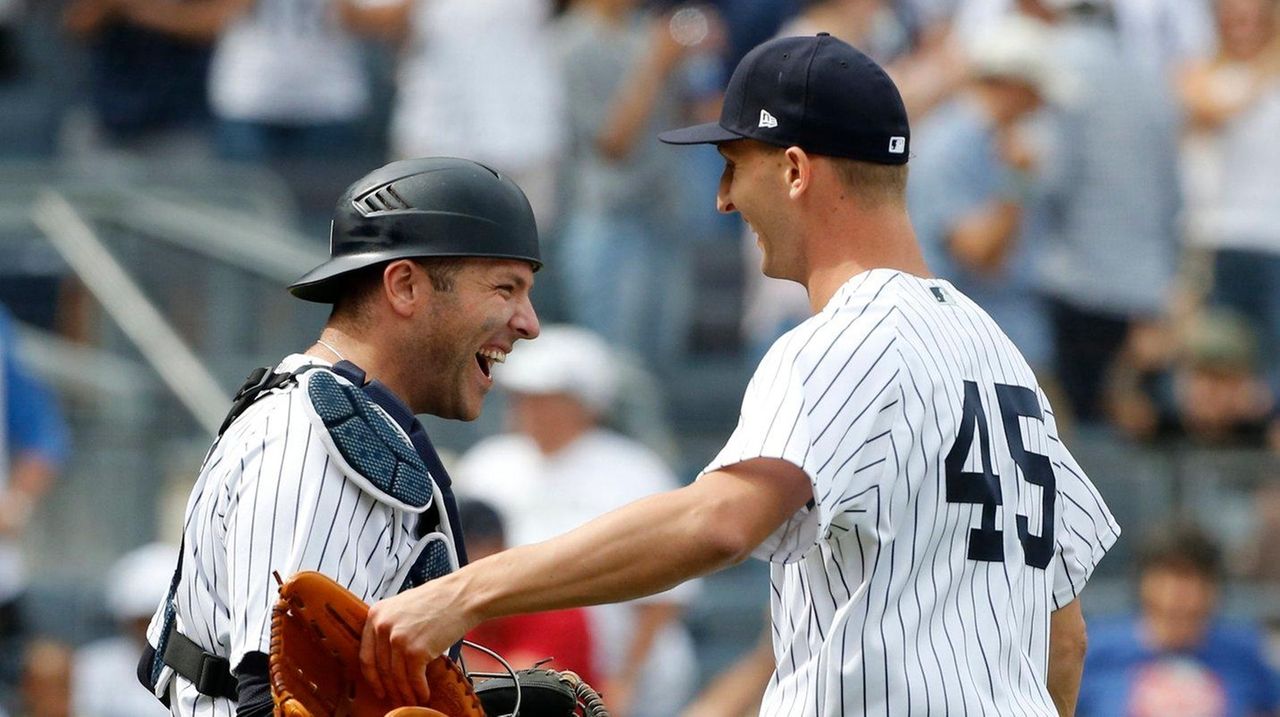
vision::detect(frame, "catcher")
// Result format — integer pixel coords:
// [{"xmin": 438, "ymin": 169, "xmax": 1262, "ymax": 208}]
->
[{"xmin": 136, "ymin": 157, "xmax": 543, "ymax": 716}]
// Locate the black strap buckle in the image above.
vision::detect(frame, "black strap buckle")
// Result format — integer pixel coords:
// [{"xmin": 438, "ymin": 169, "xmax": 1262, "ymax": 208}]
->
[
  {"xmin": 218, "ymin": 366, "xmax": 316, "ymax": 437},
  {"xmin": 161, "ymin": 622, "xmax": 239, "ymax": 700}
]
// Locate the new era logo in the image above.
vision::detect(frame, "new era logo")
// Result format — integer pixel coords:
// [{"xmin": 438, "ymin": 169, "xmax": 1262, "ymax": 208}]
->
[
  {"xmin": 889, "ymin": 136, "xmax": 906, "ymax": 154},
  {"xmin": 758, "ymin": 109, "xmax": 778, "ymax": 129}
]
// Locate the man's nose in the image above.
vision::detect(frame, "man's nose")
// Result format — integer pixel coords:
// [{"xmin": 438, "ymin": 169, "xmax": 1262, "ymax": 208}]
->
[{"xmin": 513, "ymin": 296, "xmax": 540, "ymax": 339}]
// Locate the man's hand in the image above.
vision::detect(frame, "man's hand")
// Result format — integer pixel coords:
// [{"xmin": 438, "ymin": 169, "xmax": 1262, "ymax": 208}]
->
[
  {"xmin": 63, "ymin": 0, "xmax": 120, "ymax": 38},
  {"xmin": 360, "ymin": 576, "xmax": 480, "ymax": 706},
  {"xmin": 358, "ymin": 459, "xmax": 811, "ymax": 708}
]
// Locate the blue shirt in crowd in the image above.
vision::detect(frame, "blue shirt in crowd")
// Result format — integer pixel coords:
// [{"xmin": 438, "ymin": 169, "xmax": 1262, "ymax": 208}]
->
[
  {"xmin": 0, "ymin": 306, "xmax": 69, "ymax": 468},
  {"xmin": 1079, "ymin": 615, "xmax": 1280, "ymax": 717}
]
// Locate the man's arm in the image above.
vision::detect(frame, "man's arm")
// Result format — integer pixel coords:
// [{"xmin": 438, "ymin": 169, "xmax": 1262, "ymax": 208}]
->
[
  {"xmin": 360, "ymin": 458, "xmax": 813, "ymax": 706},
  {"xmin": 594, "ymin": 17, "xmax": 693, "ymax": 161},
  {"xmin": 1048, "ymin": 599, "xmax": 1088, "ymax": 717},
  {"xmin": 680, "ymin": 624, "xmax": 774, "ymax": 717},
  {"xmin": 604, "ymin": 601, "xmax": 683, "ymax": 717},
  {"xmin": 336, "ymin": 0, "xmax": 411, "ymax": 40},
  {"xmin": 117, "ymin": 0, "xmax": 254, "ymax": 42},
  {"xmin": 946, "ymin": 199, "xmax": 1023, "ymax": 274}
]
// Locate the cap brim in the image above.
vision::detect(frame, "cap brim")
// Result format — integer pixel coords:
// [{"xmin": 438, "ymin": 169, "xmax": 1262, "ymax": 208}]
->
[
  {"xmin": 288, "ymin": 254, "xmax": 380, "ymax": 303},
  {"xmin": 287, "ymin": 249, "xmax": 432, "ymax": 303},
  {"xmin": 658, "ymin": 122, "xmax": 746, "ymax": 146}
]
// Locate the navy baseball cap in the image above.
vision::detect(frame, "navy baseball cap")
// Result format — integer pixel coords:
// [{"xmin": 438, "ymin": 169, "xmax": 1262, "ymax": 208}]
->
[{"xmin": 659, "ymin": 33, "xmax": 910, "ymax": 164}]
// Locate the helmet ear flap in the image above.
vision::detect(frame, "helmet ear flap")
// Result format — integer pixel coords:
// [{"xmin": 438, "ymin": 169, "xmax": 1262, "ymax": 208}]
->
[{"xmin": 289, "ymin": 157, "xmax": 542, "ymax": 304}]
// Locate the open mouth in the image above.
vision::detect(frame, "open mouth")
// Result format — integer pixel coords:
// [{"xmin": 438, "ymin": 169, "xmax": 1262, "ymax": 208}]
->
[{"xmin": 475, "ymin": 347, "xmax": 507, "ymax": 378}]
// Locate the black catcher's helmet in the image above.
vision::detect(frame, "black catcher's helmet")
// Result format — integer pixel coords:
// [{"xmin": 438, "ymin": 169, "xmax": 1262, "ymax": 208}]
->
[{"xmin": 289, "ymin": 157, "xmax": 541, "ymax": 303}]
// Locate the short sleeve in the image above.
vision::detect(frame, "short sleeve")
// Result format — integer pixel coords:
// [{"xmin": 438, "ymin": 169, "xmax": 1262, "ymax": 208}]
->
[
  {"xmin": 701, "ymin": 301, "xmax": 903, "ymax": 563},
  {"xmin": 1046, "ymin": 410, "xmax": 1120, "ymax": 607}
]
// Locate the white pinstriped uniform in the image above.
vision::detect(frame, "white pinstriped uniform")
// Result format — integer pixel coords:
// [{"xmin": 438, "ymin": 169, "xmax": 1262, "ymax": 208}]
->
[
  {"xmin": 702, "ymin": 269, "xmax": 1119, "ymax": 716},
  {"xmin": 145, "ymin": 354, "xmax": 429, "ymax": 717}
]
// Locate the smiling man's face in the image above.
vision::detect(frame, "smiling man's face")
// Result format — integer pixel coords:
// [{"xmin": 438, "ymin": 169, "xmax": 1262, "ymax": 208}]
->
[{"xmin": 408, "ymin": 258, "xmax": 540, "ymax": 420}]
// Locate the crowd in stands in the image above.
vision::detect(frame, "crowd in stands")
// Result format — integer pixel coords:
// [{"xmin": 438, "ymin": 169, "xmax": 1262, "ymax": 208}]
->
[
  {"xmin": 2, "ymin": 0, "xmax": 1280, "ymax": 713},
  {"xmin": 2, "ymin": 0, "xmax": 1275, "ymax": 445}
]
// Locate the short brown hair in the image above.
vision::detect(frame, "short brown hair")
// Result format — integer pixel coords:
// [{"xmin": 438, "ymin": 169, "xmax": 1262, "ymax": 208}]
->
[
  {"xmin": 328, "ymin": 257, "xmax": 466, "ymax": 325},
  {"xmin": 1138, "ymin": 523, "xmax": 1223, "ymax": 582},
  {"xmin": 829, "ymin": 157, "xmax": 909, "ymax": 207}
]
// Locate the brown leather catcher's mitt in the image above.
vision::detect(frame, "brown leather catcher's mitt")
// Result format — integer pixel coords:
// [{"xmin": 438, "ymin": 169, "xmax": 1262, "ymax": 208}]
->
[{"xmin": 269, "ymin": 571, "xmax": 485, "ymax": 717}]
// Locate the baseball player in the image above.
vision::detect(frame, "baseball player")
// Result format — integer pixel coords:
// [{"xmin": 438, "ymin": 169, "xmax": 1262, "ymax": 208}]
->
[
  {"xmin": 136, "ymin": 157, "xmax": 541, "ymax": 716},
  {"xmin": 360, "ymin": 34, "xmax": 1119, "ymax": 716}
]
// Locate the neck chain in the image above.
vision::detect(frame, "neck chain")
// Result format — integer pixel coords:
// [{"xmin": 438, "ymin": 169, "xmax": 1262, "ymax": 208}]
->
[{"xmin": 316, "ymin": 339, "xmax": 347, "ymax": 362}]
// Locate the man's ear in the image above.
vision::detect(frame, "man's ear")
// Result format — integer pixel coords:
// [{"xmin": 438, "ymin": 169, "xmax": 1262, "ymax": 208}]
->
[
  {"xmin": 382, "ymin": 260, "xmax": 422, "ymax": 318},
  {"xmin": 784, "ymin": 146, "xmax": 812, "ymax": 200}
]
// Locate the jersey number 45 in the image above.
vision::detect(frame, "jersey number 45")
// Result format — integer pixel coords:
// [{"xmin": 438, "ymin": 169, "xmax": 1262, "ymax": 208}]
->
[{"xmin": 944, "ymin": 381, "xmax": 1054, "ymax": 570}]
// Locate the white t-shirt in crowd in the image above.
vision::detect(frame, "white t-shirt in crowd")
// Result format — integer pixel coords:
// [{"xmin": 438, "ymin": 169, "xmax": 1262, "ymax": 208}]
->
[
  {"xmin": 390, "ymin": 0, "xmax": 564, "ymax": 172},
  {"xmin": 209, "ymin": 0, "xmax": 370, "ymax": 123},
  {"xmin": 456, "ymin": 429, "xmax": 698, "ymax": 717}
]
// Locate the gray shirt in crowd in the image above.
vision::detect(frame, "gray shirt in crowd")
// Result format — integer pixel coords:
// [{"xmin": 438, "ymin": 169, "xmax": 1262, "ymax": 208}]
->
[{"xmin": 1036, "ymin": 17, "xmax": 1182, "ymax": 319}]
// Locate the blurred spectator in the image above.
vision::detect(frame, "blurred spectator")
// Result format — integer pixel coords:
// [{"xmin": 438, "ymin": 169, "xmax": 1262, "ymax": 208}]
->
[
  {"xmin": 908, "ymin": 15, "xmax": 1064, "ymax": 368},
  {"xmin": 1078, "ymin": 524, "xmax": 1280, "ymax": 716},
  {"xmin": 553, "ymin": 0, "xmax": 719, "ymax": 364},
  {"xmin": 954, "ymin": 0, "xmax": 1214, "ymax": 82},
  {"xmin": 1036, "ymin": 0, "xmax": 1183, "ymax": 425},
  {"xmin": 678, "ymin": 623, "xmax": 773, "ymax": 717},
  {"xmin": 72, "ymin": 543, "xmax": 172, "ymax": 717},
  {"xmin": 341, "ymin": 0, "xmax": 565, "ymax": 230},
  {"xmin": 1235, "ymin": 480, "xmax": 1280, "ymax": 583},
  {"xmin": 0, "ymin": 0, "xmax": 62, "ymax": 157},
  {"xmin": 457, "ymin": 498, "xmax": 599, "ymax": 686},
  {"xmin": 111, "ymin": 0, "xmax": 373, "ymax": 161},
  {"xmin": 455, "ymin": 326, "xmax": 698, "ymax": 717},
  {"xmin": 20, "ymin": 640, "xmax": 70, "ymax": 717},
  {"xmin": 1109, "ymin": 307, "xmax": 1277, "ymax": 446},
  {"xmin": 1178, "ymin": 0, "xmax": 1280, "ymax": 395},
  {"xmin": 0, "ymin": 305, "xmax": 68, "ymax": 668},
  {"xmin": 62, "ymin": 0, "xmax": 212, "ymax": 157},
  {"xmin": 0, "ymin": 0, "xmax": 20, "ymax": 83}
]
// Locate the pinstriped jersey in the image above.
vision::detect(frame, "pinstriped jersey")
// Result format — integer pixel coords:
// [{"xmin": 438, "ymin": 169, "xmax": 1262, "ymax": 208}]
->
[
  {"xmin": 145, "ymin": 355, "xmax": 430, "ymax": 717},
  {"xmin": 702, "ymin": 269, "xmax": 1119, "ymax": 717}
]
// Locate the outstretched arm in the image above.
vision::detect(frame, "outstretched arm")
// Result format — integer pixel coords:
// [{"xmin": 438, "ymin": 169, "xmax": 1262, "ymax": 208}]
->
[
  {"xmin": 1047, "ymin": 599, "xmax": 1088, "ymax": 716},
  {"xmin": 118, "ymin": 0, "xmax": 253, "ymax": 42},
  {"xmin": 359, "ymin": 458, "xmax": 812, "ymax": 706},
  {"xmin": 680, "ymin": 625, "xmax": 774, "ymax": 717}
]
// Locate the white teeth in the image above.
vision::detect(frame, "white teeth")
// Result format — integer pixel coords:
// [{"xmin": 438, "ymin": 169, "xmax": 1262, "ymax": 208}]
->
[{"xmin": 478, "ymin": 348, "xmax": 507, "ymax": 364}]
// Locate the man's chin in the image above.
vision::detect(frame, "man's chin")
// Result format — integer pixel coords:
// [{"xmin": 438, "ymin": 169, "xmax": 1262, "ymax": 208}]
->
[
  {"xmin": 452, "ymin": 393, "xmax": 487, "ymax": 422},
  {"xmin": 434, "ymin": 402, "xmax": 482, "ymax": 422}
]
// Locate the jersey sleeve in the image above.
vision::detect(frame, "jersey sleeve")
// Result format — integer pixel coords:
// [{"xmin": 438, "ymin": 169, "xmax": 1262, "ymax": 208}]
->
[
  {"xmin": 1045, "ymin": 404, "xmax": 1120, "ymax": 607},
  {"xmin": 222, "ymin": 395, "xmax": 408, "ymax": 669},
  {"xmin": 701, "ymin": 302, "xmax": 902, "ymax": 563}
]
